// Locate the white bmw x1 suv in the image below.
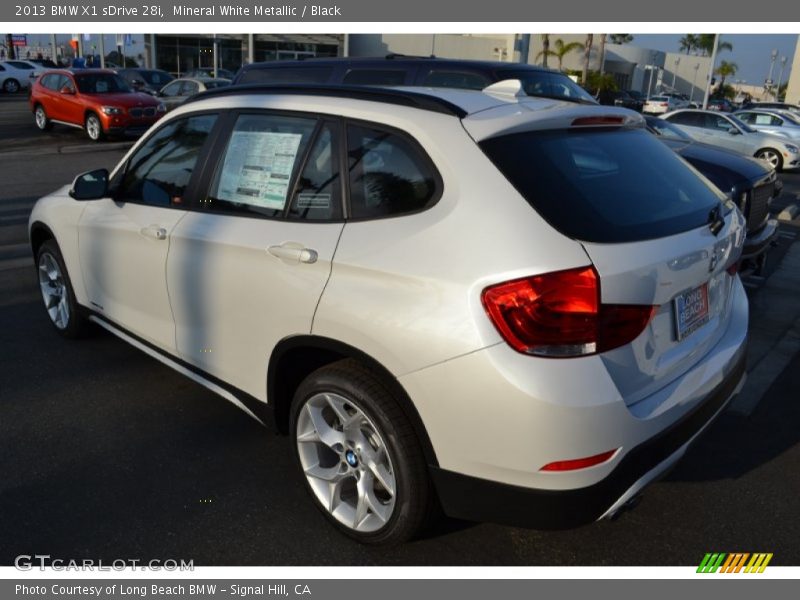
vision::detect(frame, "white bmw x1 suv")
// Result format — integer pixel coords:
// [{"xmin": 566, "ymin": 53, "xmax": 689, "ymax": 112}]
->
[{"xmin": 29, "ymin": 81, "xmax": 748, "ymax": 544}]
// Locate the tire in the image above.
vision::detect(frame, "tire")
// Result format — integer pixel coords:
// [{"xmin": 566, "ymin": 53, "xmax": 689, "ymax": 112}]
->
[
  {"xmin": 85, "ymin": 112, "xmax": 104, "ymax": 142},
  {"xmin": 36, "ymin": 239, "xmax": 90, "ymax": 338},
  {"xmin": 755, "ymin": 148, "xmax": 783, "ymax": 171},
  {"xmin": 34, "ymin": 104, "xmax": 53, "ymax": 131},
  {"xmin": 3, "ymin": 78, "xmax": 20, "ymax": 94},
  {"xmin": 291, "ymin": 359, "xmax": 434, "ymax": 545}
]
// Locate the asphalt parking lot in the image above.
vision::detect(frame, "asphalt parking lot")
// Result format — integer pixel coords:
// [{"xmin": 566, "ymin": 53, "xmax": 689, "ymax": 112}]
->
[{"xmin": 1, "ymin": 93, "xmax": 799, "ymax": 566}]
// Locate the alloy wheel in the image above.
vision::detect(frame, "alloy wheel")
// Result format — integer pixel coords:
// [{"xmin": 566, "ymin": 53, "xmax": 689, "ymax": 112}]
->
[
  {"xmin": 4, "ymin": 79, "xmax": 20, "ymax": 93},
  {"xmin": 86, "ymin": 115, "xmax": 101, "ymax": 140},
  {"xmin": 757, "ymin": 149, "xmax": 781, "ymax": 169},
  {"xmin": 38, "ymin": 252, "xmax": 70, "ymax": 330},
  {"xmin": 296, "ymin": 392, "xmax": 397, "ymax": 533},
  {"xmin": 35, "ymin": 107, "xmax": 47, "ymax": 129}
]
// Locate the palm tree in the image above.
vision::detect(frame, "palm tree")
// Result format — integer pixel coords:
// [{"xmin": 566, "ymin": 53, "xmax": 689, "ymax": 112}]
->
[
  {"xmin": 609, "ymin": 34, "xmax": 633, "ymax": 44},
  {"xmin": 697, "ymin": 34, "xmax": 732, "ymax": 56},
  {"xmin": 715, "ymin": 60, "xmax": 738, "ymax": 90},
  {"xmin": 541, "ymin": 34, "xmax": 550, "ymax": 68},
  {"xmin": 535, "ymin": 38, "xmax": 582, "ymax": 71},
  {"xmin": 679, "ymin": 34, "xmax": 699, "ymax": 54},
  {"xmin": 582, "ymin": 34, "xmax": 594, "ymax": 86}
]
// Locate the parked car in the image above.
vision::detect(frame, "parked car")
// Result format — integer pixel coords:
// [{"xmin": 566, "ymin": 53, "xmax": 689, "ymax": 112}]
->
[
  {"xmin": 29, "ymin": 69, "xmax": 166, "ymax": 141},
  {"xmin": 734, "ymin": 109, "xmax": 800, "ymax": 141},
  {"xmin": 741, "ymin": 101, "xmax": 800, "ymax": 115},
  {"xmin": 157, "ymin": 77, "xmax": 231, "ymax": 111},
  {"xmin": 596, "ymin": 89, "xmax": 643, "ymax": 111},
  {"xmin": 27, "ymin": 58, "xmax": 59, "ymax": 69},
  {"xmin": 0, "ymin": 60, "xmax": 46, "ymax": 92},
  {"xmin": 116, "ymin": 68, "xmax": 175, "ymax": 95},
  {"xmin": 645, "ymin": 116, "xmax": 779, "ymax": 275},
  {"xmin": 29, "ymin": 82, "xmax": 747, "ymax": 544},
  {"xmin": 184, "ymin": 67, "xmax": 236, "ymax": 80},
  {"xmin": 707, "ymin": 97, "xmax": 734, "ymax": 112},
  {"xmin": 661, "ymin": 109, "xmax": 800, "ymax": 171},
  {"xmin": 233, "ymin": 56, "xmax": 598, "ymax": 105},
  {"xmin": 643, "ymin": 95, "xmax": 684, "ymax": 114}
]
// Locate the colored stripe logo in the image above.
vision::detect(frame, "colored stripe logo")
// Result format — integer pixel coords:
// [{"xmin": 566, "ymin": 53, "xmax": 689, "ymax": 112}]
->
[{"xmin": 697, "ymin": 553, "xmax": 773, "ymax": 573}]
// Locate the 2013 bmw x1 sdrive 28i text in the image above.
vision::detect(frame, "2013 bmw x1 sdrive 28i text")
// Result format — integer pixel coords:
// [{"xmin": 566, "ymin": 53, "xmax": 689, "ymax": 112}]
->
[{"xmin": 29, "ymin": 81, "xmax": 749, "ymax": 545}]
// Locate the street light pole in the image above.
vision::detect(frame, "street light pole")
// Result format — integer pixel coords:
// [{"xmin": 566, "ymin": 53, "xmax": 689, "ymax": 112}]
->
[
  {"xmin": 671, "ymin": 56, "xmax": 680, "ymax": 91},
  {"xmin": 767, "ymin": 49, "xmax": 778, "ymax": 100},
  {"xmin": 702, "ymin": 34, "xmax": 719, "ymax": 110},
  {"xmin": 777, "ymin": 55, "xmax": 788, "ymax": 101},
  {"xmin": 691, "ymin": 62, "xmax": 699, "ymax": 103}
]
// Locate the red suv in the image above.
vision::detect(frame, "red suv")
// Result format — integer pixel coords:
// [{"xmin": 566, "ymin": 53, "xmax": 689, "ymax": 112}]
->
[{"xmin": 30, "ymin": 69, "xmax": 165, "ymax": 141}]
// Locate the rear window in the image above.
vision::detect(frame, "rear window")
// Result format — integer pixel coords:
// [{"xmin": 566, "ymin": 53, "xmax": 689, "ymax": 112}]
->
[
  {"xmin": 237, "ymin": 67, "xmax": 333, "ymax": 85},
  {"xmin": 496, "ymin": 69, "xmax": 596, "ymax": 104},
  {"xmin": 650, "ymin": 96, "xmax": 669, "ymax": 102},
  {"xmin": 479, "ymin": 127, "xmax": 724, "ymax": 243}
]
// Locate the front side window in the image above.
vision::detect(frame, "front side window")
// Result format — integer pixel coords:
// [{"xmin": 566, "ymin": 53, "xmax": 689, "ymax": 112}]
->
[
  {"xmin": 117, "ymin": 114, "xmax": 217, "ymax": 206},
  {"xmin": 207, "ymin": 113, "xmax": 317, "ymax": 218},
  {"xmin": 237, "ymin": 67, "xmax": 333, "ymax": 85},
  {"xmin": 347, "ymin": 124, "xmax": 439, "ymax": 219}
]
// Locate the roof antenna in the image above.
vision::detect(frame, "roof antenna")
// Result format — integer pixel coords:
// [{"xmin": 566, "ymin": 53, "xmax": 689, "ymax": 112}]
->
[{"xmin": 482, "ymin": 79, "xmax": 526, "ymax": 100}]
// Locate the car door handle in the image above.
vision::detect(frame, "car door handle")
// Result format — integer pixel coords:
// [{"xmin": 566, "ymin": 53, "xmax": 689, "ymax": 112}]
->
[
  {"xmin": 140, "ymin": 225, "xmax": 168, "ymax": 240},
  {"xmin": 268, "ymin": 243, "xmax": 318, "ymax": 264}
]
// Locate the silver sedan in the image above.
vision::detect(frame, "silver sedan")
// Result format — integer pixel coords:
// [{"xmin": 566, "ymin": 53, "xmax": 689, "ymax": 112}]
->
[
  {"xmin": 156, "ymin": 77, "xmax": 231, "ymax": 111},
  {"xmin": 734, "ymin": 109, "xmax": 800, "ymax": 142}
]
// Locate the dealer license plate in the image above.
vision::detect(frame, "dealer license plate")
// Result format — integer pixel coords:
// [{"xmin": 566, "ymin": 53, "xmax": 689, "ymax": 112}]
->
[{"xmin": 674, "ymin": 283, "xmax": 710, "ymax": 341}]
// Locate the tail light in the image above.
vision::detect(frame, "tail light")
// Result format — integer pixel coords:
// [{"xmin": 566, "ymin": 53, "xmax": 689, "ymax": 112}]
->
[
  {"xmin": 540, "ymin": 449, "xmax": 619, "ymax": 472},
  {"xmin": 481, "ymin": 266, "xmax": 656, "ymax": 357}
]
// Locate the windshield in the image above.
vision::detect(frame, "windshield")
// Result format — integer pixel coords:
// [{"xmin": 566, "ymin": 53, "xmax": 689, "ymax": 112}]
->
[
  {"xmin": 726, "ymin": 114, "xmax": 756, "ymax": 133},
  {"xmin": 75, "ymin": 73, "xmax": 130, "ymax": 94},
  {"xmin": 497, "ymin": 69, "xmax": 597, "ymax": 104},
  {"xmin": 139, "ymin": 70, "xmax": 173, "ymax": 86},
  {"xmin": 646, "ymin": 117, "xmax": 693, "ymax": 141}
]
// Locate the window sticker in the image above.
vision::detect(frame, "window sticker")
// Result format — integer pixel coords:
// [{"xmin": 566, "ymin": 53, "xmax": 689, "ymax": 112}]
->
[
  {"xmin": 296, "ymin": 193, "xmax": 332, "ymax": 209},
  {"xmin": 216, "ymin": 131, "xmax": 303, "ymax": 210}
]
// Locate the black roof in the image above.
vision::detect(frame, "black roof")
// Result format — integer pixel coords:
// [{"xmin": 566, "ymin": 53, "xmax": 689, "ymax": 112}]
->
[{"xmin": 184, "ymin": 83, "xmax": 469, "ymax": 118}]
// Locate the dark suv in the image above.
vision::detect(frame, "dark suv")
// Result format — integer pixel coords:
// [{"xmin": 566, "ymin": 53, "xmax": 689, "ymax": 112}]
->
[{"xmin": 233, "ymin": 55, "xmax": 597, "ymax": 104}]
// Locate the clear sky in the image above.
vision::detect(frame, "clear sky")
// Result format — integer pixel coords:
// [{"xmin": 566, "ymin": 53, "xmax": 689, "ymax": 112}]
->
[{"xmin": 631, "ymin": 34, "xmax": 797, "ymax": 88}]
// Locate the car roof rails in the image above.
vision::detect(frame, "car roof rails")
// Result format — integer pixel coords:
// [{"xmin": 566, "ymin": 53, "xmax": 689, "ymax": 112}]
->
[
  {"xmin": 385, "ymin": 53, "xmax": 436, "ymax": 60},
  {"xmin": 185, "ymin": 83, "xmax": 468, "ymax": 117}
]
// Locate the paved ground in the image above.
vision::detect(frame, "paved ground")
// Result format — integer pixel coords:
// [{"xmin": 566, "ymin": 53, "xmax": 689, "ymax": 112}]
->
[{"xmin": 0, "ymin": 95, "xmax": 799, "ymax": 566}]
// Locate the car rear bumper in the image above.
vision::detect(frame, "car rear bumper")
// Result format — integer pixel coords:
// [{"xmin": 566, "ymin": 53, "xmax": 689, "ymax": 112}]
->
[{"xmin": 428, "ymin": 348, "xmax": 745, "ymax": 529}]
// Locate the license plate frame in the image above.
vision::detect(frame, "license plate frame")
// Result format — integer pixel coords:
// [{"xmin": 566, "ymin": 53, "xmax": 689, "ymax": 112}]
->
[{"xmin": 674, "ymin": 283, "xmax": 710, "ymax": 341}]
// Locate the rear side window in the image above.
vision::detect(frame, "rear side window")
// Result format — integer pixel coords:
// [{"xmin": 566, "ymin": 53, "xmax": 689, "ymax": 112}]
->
[
  {"xmin": 479, "ymin": 127, "xmax": 723, "ymax": 243},
  {"xmin": 666, "ymin": 112, "xmax": 703, "ymax": 127},
  {"xmin": 342, "ymin": 69, "xmax": 406, "ymax": 86},
  {"xmin": 421, "ymin": 70, "xmax": 490, "ymax": 90},
  {"xmin": 288, "ymin": 123, "xmax": 342, "ymax": 221},
  {"xmin": 237, "ymin": 67, "xmax": 333, "ymax": 85},
  {"xmin": 347, "ymin": 124, "xmax": 440, "ymax": 219}
]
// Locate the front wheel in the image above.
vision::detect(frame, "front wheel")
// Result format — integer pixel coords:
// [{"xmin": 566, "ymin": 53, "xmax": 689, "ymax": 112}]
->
[
  {"xmin": 36, "ymin": 240, "xmax": 89, "ymax": 338},
  {"xmin": 34, "ymin": 105, "xmax": 53, "ymax": 131},
  {"xmin": 85, "ymin": 113, "xmax": 104, "ymax": 142},
  {"xmin": 291, "ymin": 359, "xmax": 434, "ymax": 544},
  {"xmin": 755, "ymin": 148, "xmax": 783, "ymax": 171}
]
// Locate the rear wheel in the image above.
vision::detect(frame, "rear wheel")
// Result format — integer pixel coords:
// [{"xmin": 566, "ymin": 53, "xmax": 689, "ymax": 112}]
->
[
  {"xmin": 755, "ymin": 148, "xmax": 783, "ymax": 171},
  {"xmin": 34, "ymin": 105, "xmax": 53, "ymax": 131},
  {"xmin": 3, "ymin": 78, "xmax": 20, "ymax": 93},
  {"xmin": 36, "ymin": 240, "xmax": 89, "ymax": 338},
  {"xmin": 85, "ymin": 113, "xmax": 104, "ymax": 142},
  {"xmin": 291, "ymin": 359, "xmax": 434, "ymax": 544}
]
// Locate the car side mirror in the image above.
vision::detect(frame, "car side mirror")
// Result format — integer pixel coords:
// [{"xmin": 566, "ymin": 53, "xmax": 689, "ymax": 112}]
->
[
  {"xmin": 69, "ymin": 169, "xmax": 109, "ymax": 200},
  {"xmin": 728, "ymin": 127, "xmax": 740, "ymax": 135},
  {"xmin": 60, "ymin": 85, "xmax": 75, "ymax": 95}
]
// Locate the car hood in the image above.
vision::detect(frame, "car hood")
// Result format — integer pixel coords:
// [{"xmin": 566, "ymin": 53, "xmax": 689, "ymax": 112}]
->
[
  {"xmin": 661, "ymin": 138, "xmax": 772, "ymax": 191},
  {"xmin": 81, "ymin": 92, "xmax": 160, "ymax": 107}
]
